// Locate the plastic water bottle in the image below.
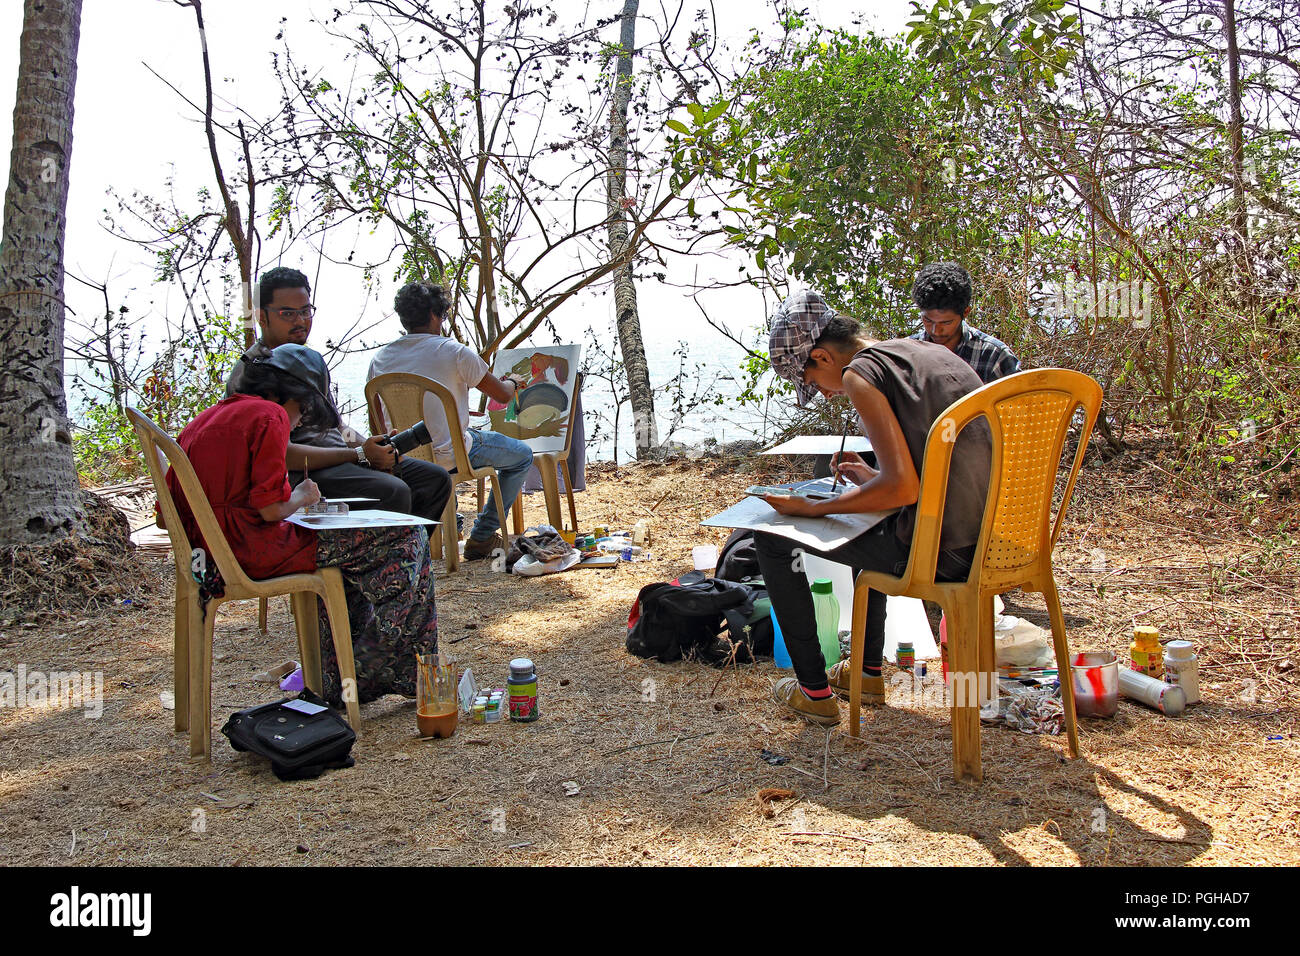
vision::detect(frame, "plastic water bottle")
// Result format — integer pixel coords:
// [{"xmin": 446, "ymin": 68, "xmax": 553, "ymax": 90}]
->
[
  {"xmin": 812, "ymin": 578, "xmax": 841, "ymax": 672},
  {"xmin": 772, "ymin": 612, "xmax": 792, "ymax": 669}
]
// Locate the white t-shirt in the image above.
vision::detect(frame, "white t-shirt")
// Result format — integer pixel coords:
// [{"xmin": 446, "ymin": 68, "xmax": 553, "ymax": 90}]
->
[{"xmin": 367, "ymin": 333, "xmax": 490, "ymax": 469}]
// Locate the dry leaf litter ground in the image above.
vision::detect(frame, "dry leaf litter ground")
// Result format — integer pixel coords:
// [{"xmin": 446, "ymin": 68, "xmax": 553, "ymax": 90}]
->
[{"xmin": 1, "ymin": 444, "xmax": 1296, "ymax": 866}]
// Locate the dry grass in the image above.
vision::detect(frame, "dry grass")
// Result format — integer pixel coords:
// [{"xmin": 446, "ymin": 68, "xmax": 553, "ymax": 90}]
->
[{"xmin": 1, "ymin": 449, "xmax": 1296, "ymax": 866}]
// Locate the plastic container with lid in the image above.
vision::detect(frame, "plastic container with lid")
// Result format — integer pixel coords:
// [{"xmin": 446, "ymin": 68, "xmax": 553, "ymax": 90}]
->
[
  {"xmin": 1163, "ymin": 640, "xmax": 1200, "ymax": 704},
  {"xmin": 508, "ymin": 658, "xmax": 539, "ymax": 722},
  {"xmin": 811, "ymin": 578, "xmax": 841, "ymax": 672},
  {"xmin": 1130, "ymin": 625, "xmax": 1164, "ymax": 679},
  {"xmin": 1119, "ymin": 668, "xmax": 1185, "ymax": 716}
]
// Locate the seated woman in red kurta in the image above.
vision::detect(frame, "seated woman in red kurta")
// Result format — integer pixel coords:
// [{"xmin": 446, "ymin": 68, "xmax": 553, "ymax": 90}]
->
[{"xmin": 169, "ymin": 345, "xmax": 439, "ymax": 706}]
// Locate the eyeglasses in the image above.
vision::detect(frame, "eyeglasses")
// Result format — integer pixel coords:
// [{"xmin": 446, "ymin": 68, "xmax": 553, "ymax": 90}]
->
[{"xmin": 270, "ymin": 306, "xmax": 316, "ymax": 320}]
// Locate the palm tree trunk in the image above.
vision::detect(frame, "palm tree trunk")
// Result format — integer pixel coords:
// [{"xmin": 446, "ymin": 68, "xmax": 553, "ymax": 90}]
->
[
  {"xmin": 0, "ymin": 0, "xmax": 84, "ymax": 545},
  {"xmin": 607, "ymin": 0, "xmax": 657, "ymax": 458}
]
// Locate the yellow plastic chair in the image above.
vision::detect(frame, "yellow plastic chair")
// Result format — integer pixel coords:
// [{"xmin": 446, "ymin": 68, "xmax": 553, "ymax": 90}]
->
[
  {"xmin": 509, "ymin": 371, "xmax": 584, "ymax": 535},
  {"xmin": 128, "ymin": 407, "xmax": 361, "ymax": 761},
  {"xmin": 366, "ymin": 372, "xmax": 511, "ymax": 573},
  {"xmin": 846, "ymin": 369, "xmax": 1103, "ymax": 782}
]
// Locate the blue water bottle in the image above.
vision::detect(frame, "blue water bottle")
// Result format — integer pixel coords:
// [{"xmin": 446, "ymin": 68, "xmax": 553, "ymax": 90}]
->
[{"xmin": 772, "ymin": 611, "xmax": 792, "ymax": 669}]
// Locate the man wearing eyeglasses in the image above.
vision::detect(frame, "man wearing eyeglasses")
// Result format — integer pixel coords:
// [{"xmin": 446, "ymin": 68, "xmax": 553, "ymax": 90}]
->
[
  {"xmin": 909, "ymin": 262, "xmax": 1020, "ymax": 384},
  {"xmin": 225, "ymin": 267, "xmax": 452, "ymax": 523}
]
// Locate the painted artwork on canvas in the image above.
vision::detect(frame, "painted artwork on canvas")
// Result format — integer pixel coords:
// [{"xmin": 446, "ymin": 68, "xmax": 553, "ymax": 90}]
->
[{"xmin": 488, "ymin": 344, "xmax": 582, "ymax": 453}]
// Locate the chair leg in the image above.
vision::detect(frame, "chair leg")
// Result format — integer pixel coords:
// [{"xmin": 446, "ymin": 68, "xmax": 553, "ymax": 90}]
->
[
  {"xmin": 538, "ymin": 457, "xmax": 563, "ymax": 531},
  {"xmin": 321, "ymin": 569, "xmax": 361, "ymax": 731},
  {"xmin": 476, "ymin": 477, "xmax": 485, "ymax": 513},
  {"xmin": 191, "ymin": 601, "xmax": 217, "ymax": 762},
  {"xmin": 258, "ymin": 596, "xmax": 268, "ymax": 635},
  {"xmin": 978, "ymin": 593, "xmax": 996, "ymax": 689},
  {"xmin": 490, "ymin": 474, "xmax": 511, "ymax": 557},
  {"xmin": 173, "ymin": 589, "xmax": 194, "ymax": 734},
  {"xmin": 442, "ymin": 489, "xmax": 460, "ymax": 574},
  {"xmin": 291, "ymin": 591, "xmax": 322, "ymax": 696},
  {"xmin": 1044, "ymin": 577, "xmax": 1080, "ymax": 759},
  {"xmin": 560, "ymin": 460, "xmax": 578, "ymax": 532},
  {"xmin": 512, "ymin": 491, "xmax": 525, "ymax": 536},
  {"xmin": 944, "ymin": 591, "xmax": 983, "ymax": 782},
  {"xmin": 848, "ymin": 577, "xmax": 870, "ymax": 737}
]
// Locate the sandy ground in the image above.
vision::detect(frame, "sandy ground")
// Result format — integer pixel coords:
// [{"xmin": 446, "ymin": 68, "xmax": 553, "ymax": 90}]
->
[{"xmin": 1, "ymin": 448, "xmax": 1297, "ymax": 866}]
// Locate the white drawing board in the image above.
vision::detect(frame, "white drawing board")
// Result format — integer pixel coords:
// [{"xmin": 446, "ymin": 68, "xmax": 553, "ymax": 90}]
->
[{"xmin": 762, "ymin": 435, "xmax": 873, "ymax": 456}]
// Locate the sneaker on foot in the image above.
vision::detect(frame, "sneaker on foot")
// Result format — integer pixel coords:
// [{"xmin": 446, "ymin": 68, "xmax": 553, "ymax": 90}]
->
[
  {"xmin": 771, "ymin": 677, "xmax": 841, "ymax": 726},
  {"xmin": 463, "ymin": 533, "xmax": 502, "ymax": 561},
  {"xmin": 827, "ymin": 660, "xmax": 886, "ymax": 705}
]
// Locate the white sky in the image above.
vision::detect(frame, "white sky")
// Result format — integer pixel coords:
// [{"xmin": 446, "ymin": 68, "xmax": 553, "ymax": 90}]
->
[{"xmin": 0, "ymin": 0, "xmax": 917, "ymax": 450}]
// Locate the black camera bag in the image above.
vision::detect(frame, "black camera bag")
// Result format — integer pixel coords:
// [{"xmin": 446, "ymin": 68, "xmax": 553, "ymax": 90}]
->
[{"xmin": 221, "ymin": 689, "xmax": 357, "ymax": 781}]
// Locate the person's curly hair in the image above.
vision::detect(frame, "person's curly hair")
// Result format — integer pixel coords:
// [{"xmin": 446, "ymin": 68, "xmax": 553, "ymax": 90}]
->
[
  {"xmin": 258, "ymin": 266, "xmax": 311, "ymax": 308},
  {"xmin": 394, "ymin": 281, "xmax": 450, "ymax": 331},
  {"xmin": 911, "ymin": 262, "xmax": 973, "ymax": 315}
]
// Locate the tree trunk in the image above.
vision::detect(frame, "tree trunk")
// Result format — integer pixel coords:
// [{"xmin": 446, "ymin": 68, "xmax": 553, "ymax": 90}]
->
[
  {"xmin": 1221, "ymin": 0, "xmax": 1250, "ymax": 270},
  {"xmin": 0, "ymin": 0, "xmax": 84, "ymax": 546},
  {"xmin": 607, "ymin": 0, "xmax": 657, "ymax": 458}
]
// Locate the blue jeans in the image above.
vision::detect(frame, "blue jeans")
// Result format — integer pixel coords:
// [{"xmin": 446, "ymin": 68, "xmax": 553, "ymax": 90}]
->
[{"xmin": 464, "ymin": 429, "xmax": 534, "ymax": 541}]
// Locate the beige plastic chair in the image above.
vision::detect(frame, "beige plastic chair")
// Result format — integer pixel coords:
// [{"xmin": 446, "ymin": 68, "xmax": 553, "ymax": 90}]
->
[
  {"xmin": 846, "ymin": 369, "xmax": 1103, "ymax": 782},
  {"xmin": 510, "ymin": 371, "xmax": 583, "ymax": 535},
  {"xmin": 366, "ymin": 372, "xmax": 511, "ymax": 573},
  {"xmin": 127, "ymin": 407, "xmax": 361, "ymax": 761}
]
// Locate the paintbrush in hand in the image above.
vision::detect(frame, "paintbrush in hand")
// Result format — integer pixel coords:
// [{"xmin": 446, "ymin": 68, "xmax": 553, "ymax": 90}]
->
[{"xmin": 829, "ymin": 408, "xmax": 850, "ymax": 494}]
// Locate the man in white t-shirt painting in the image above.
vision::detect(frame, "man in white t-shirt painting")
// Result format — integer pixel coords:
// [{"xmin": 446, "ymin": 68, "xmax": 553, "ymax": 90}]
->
[{"xmin": 367, "ymin": 282, "xmax": 534, "ymax": 561}]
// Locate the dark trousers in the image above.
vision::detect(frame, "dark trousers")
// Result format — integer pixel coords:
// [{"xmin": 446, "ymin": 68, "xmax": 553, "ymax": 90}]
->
[
  {"xmin": 753, "ymin": 517, "xmax": 974, "ymax": 691},
  {"xmin": 291, "ymin": 457, "xmax": 453, "ymax": 523}
]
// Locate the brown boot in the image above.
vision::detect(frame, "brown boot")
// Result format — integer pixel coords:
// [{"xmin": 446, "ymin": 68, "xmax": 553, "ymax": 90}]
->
[
  {"xmin": 827, "ymin": 660, "xmax": 886, "ymax": 706},
  {"xmin": 463, "ymin": 533, "xmax": 502, "ymax": 561},
  {"xmin": 771, "ymin": 677, "xmax": 841, "ymax": 727}
]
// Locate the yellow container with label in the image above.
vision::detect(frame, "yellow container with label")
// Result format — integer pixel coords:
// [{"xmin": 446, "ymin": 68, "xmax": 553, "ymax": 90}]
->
[{"xmin": 1129, "ymin": 625, "xmax": 1164, "ymax": 679}]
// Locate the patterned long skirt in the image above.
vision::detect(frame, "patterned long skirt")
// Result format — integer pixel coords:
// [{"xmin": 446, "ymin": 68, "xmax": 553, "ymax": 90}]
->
[{"xmin": 313, "ymin": 525, "xmax": 439, "ymax": 706}]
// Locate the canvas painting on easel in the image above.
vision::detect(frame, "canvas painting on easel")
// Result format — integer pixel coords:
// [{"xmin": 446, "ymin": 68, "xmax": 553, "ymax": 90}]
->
[{"xmin": 488, "ymin": 344, "xmax": 582, "ymax": 454}]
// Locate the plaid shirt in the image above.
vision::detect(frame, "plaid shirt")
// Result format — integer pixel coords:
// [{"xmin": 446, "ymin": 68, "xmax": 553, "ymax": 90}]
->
[{"xmin": 910, "ymin": 323, "xmax": 1020, "ymax": 384}]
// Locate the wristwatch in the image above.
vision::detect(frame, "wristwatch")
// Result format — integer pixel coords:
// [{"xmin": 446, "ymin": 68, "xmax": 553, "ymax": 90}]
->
[{"xmin": 356, "ymin": 446, "xmax": 368, "ymax": 466}]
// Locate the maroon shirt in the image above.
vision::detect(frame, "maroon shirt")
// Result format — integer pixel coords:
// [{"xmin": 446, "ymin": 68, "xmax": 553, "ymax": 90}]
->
[{"xmin": 167, "ymin": 394, "xmax": 317, "ymax": 579}]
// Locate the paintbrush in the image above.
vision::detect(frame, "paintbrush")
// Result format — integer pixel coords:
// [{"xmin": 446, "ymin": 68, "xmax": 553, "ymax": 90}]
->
[{"xmin": 828, "ymin": 407, "xmax": 850, "ymax": 494}]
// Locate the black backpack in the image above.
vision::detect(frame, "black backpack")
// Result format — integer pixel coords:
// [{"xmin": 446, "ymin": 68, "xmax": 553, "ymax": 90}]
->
[
  {"xmin": 221, "ymin": 689, "xmax": 357, "ymax": 781},
  {"xmin": 626, "ymin": 570, "xmax": 774, "ymax": 667},
  {"xmin": 717, "ymin": 529, "xmax": 762, "ymax": 583}
]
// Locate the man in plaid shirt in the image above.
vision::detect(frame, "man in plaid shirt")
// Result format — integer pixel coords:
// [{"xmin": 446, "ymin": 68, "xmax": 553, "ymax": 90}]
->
[{"xmin": 908, "ymin": 262, "xmax": 1020, "ymax": 383}]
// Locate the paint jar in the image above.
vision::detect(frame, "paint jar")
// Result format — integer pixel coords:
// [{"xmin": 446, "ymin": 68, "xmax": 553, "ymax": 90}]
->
[
  {"xmin": 1069, "ymin": 651, "xmax": 1119, "ymax": 718},
  {"xmin": 1130, "ymin": 625, "xmax": 1164, "ymax": 679},
  {"xmin": 416, "ymin": 653, "xmax": 459, "ymax": 738},
  {"xmin": 1163, "ymin": 641, "xmax": 1200, "ymax": 705},
  {"xmin": 508, "ymin": 658, "xmax": 539, "ymax": 722},
  {"xmin": 1119, "ymin": 668, "xmax": 1185, "ymax": 716},
  {"xmin": 897, "ymin": 641, "xmax": 915, "ymax": 672}
]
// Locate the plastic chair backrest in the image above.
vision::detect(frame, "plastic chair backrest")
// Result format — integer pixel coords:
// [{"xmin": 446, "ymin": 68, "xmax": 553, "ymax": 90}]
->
[
  {"xmin": 365, "ymin": 372, "xmax": 472, "ymax": 475},
  {"xmin": 899, "ymin": 369, "xmax": 1103, "ymax": 593},
  {"xmin": 126, "ymin": 406, "xmax": 259, "ymax": 594}
]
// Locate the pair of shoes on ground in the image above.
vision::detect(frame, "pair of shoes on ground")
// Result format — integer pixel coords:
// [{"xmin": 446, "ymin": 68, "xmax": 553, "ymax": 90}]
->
[
  {"xmin": 463, "ymin": 533, "xmax": 501, "ymax": 561},
  {"xmin": 771, "ymin": 661, "xmax": 886, "ymax": 726}
]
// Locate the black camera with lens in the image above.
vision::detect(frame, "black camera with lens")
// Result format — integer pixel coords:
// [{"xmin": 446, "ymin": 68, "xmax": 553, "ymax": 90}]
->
[{"xmin": 377, "ymin": 420, "xmax": 432, "ymax": 457}]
